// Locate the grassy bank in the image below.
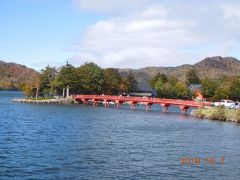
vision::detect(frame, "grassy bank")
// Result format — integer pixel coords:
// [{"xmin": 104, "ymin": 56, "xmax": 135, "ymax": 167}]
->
[{"xmin": 193, "ymin": 106, "xmax": 240, "ymax": 123}]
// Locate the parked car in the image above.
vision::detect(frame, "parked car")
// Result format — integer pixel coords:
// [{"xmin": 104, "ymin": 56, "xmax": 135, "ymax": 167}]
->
[
  {"xmin": 234, "ymin": 102, "xmax": 240, "ymax": 109},
  {"xmin": 214, "ymin": 100, "xmax": 235, "ymax": 108}
]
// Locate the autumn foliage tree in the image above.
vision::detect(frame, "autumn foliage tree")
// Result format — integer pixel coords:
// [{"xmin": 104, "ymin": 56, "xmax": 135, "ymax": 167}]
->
[
  {"xmin": 39, "ymin": 66, "xmax": 58, "ymax": 97},
  {"xmin": 103, "ymin": 68, "xmax": 121, "ymax": 95}
]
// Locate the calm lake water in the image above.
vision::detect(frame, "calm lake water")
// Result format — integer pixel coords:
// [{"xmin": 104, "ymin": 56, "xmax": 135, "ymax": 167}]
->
[{"xmin": 0, "ymin": 91, "xmax": 240, "ymax": 179}]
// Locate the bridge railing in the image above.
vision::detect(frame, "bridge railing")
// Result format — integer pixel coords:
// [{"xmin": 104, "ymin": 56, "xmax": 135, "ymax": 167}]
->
[{"xmin": 73, "ymin": 94, "xmax": 211, "ymax": 107}]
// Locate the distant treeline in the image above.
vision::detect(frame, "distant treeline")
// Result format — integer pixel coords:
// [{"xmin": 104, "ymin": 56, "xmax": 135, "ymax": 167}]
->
[
  {"xmin": 22, "ymin": 62, "xmax": 138, "ymax": 98},
  {"xmin": 150, "ymin": 69, "xmax": 240, "ymax": 101},
  {"xmin": 21, "ymin": 62, "xmax": 240, "ymax": 101}
]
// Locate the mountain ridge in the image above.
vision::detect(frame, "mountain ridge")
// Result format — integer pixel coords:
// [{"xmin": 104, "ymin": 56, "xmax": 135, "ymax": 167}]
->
[
  {"xmin": 1, "ymin": 56, "xmax": 240, "ymax": 90},
  {"xmin": 0, "ymin": 60, "xmax": 39, "ymax": 90},
  {"xmin": 118, "ymin": 56, "xmax": 240, "ymax": 90}
]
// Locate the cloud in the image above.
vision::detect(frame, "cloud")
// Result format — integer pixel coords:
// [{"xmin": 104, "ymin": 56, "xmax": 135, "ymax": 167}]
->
[
  {"xmin": 72, "ymin": 0, "xmax": 155, "ymax": 14},
  {"xmin": 223, "ymin": 4, "xmax": 240, "ymax": 19},
  {"xmin": 67, "ymin": 1, "xmax": 240, "ymax": 68}
]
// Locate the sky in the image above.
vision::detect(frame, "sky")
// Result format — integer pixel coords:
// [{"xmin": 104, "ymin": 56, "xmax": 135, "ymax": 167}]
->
[{"xmin": 1, "ymin": 0, "xmax": 240, "ymax": 70}]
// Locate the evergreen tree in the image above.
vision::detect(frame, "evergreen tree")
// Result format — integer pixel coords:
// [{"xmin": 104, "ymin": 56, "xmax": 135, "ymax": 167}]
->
[
  {"xmin": 201, "ymin": 78, "xmax": 217, "ymax": 99},
  {"xmin": 77, "ymin": 62, "xmax": 104, "ymax": 94},
  {"xmin": 174, "ymin": 82, "xmax": 192, "ymax": 99},
  {"xmin": 186, "ymin": 69, "xmax": 200, "ymax": 84},
  {"xmin": 126, "ymin": 71, "xmax": 138, "ymax": 92},
  {"xmin": 152, "ymin": 73, "xmax": 191, "ymax": 99},
  {"xmin": 103, "ymin": 68, "xmax": 121, "ymax": 95},
  {"xmin": 39, "ymin": 66, "xmax": 58, "ymax": 96},
  {"xmin": 213, "ymin": 86, "xmax": 230, "ymax": 101},
  {"xmin": 55, "ymin": 62, "xmax": 80, "ymax": 95},
  {"xmin": 229, "ymin": 76, "xmax": 240, "ymax": 101},
  {"xmin": 150, "ymin": 73, "xmax": 168, "ymax": 87}
]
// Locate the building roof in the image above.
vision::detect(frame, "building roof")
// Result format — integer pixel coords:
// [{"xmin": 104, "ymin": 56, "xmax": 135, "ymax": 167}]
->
[{"xmin": 189, "ymin": 84, "xmax": 202, "ymax": 92}]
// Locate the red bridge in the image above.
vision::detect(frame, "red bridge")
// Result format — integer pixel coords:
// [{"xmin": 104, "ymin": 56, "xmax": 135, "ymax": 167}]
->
[{"xmin": 74, "ymin": 95, "xmax": 211, "ymax": 114}]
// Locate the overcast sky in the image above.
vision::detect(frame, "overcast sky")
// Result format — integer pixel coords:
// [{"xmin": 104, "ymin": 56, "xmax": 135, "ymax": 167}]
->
[{"xmin": 1, "ymin": 0, "xmax": 240, "ymax": 70}]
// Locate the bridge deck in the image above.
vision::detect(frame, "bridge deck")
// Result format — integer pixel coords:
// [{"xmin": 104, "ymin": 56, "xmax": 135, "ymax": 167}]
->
[{"xmin": 74, "ymin": 95, "xmax": 211, "ymax": 114}]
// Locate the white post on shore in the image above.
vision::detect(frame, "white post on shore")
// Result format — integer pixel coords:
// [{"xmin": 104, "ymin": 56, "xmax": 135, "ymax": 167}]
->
[
  {"xmin": 66, "ymin": 85, "xmax": 69, "ymax": 97},
  {"xmin": 36, "ymin": 81, "xmax": 39, "ymax": 100},
  {"xmin": 63, "ymin": 88, "xmax": 65, "ymax": 98}
]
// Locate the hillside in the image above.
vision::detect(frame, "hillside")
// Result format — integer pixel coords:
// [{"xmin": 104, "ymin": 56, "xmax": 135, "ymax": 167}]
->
[
  {"xmin": 194, "ymin": 56, "xmax": 240, "ymax": 78},
  {"xmin": 1, "ymin": 56, "xmax": 240, "ymax": 91},
  {"xmin": 119, "ymin": 56, "xmax": 240, "ymax": 90},
  {"xmin": 0, "ymin": 60, "xmax": 39, "ymax": 90}
]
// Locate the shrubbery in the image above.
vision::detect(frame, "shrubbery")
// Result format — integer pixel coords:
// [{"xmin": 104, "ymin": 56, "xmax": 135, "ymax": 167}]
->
[{"xmin": 193, "ymin": 107, "xmax": 240, "ymax": 122}]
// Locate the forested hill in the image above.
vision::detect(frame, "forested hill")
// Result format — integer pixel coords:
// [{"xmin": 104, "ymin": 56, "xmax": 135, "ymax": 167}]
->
[
  {"xmin": 119, "ymin": 56, "xmax": 240, "ymax": 89},
  {"xmin": 1, "ymin": 56, "xmax": 240, "ymax": 91},
  {"xmin": 0, "ymin": 60, "xmax": 38, "ymax": 90}
]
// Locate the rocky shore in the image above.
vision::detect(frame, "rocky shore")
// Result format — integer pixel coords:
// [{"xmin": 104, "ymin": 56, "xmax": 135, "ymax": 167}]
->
[
  {"xmin": 11, "ymin": 97, "xmax": 76, "ymax": 104},
  {"xmin": 192, "ymin": 106, "xmax": 240, "ymax": 123}
]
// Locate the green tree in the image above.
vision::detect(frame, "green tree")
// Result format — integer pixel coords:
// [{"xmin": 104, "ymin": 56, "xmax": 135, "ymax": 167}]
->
[
  {"xmin": 150, "ymin": 73, "xmax": 168, "ymax": 87},
  {"xmin": 77, "ymin": 62, "xmax": 104, "ymax": 94},
  {"xmin": 152, "ymin": 74, "xmax": 191, "ymax": 99},
  {"xmin": 229, "ymin": 76, "xmax": 240, "ymax": 101},
  {"xmin": 201, "ymin": 78, "xmax": 217, "ymax": 99},
  {"xmin": 126, "ymin": 71, "xmax": 138, "ymax": 92},
  {"xmin": 186, "ymin": 69, "xmax": 200, "ymax": 84},
  {"xmin": 39, "ymin": 66, "xmax": 58, "ymax": 97},
  {"xmin": 213, "ymin": 86, "xmax": 230, "ymax": 101},
  {"xmin": 154, "ymin": 79, "xmax": 175, "ymax": 98},
  {"xmin": 154, "ymin": 79, "xmax": 165, "ymax": 97},
  {"xmin": 103, "ymin": 68, "xmax": 121, "ymax": 95},
  {"xmin": 119, "ymin": 77, "xmax": 129, "ymax": 94},
  {"xmin": 22, "ymin": 83, "xmax": 34, "ymax": 97},
  {"xmin": 55, "ymin": 62, "xmax": 80, "ymax": 95},
  {"xmin": 174, "ymin": 82, "xmax": 192, "ymax": 99}
]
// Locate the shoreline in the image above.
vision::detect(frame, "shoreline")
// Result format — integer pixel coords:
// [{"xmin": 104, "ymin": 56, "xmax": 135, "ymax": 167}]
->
[
  {"xmin": 192, "ymin": 107, "xmax": 240, "ymax": 123},
  {"xmin": 11, "ymin": 97, "xmax": 76, "ymax": 104}
]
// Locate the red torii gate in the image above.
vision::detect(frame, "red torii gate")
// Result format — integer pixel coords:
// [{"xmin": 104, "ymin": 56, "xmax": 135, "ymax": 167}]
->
[{"xmin": 74, "ymin": 95, "xmax": 211, "ymax": 114}]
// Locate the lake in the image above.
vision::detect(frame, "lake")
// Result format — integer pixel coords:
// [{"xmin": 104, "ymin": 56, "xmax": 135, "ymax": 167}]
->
[{"xmin": 0, "ymin": 91, "xmax": 240, "ymax": 179}]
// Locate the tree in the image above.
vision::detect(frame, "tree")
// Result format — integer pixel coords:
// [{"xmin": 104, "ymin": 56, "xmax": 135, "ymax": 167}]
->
[
  {"xmin": 151, "ymin": 73, "xmax": 192, "ymax": 99},
  {"xmin": 150, "ymin": 73, "xmax": 168, "ymax": 87},
  {"xmin": 213, "ymin": 86, "xmax": 230, "ymax": 101},
  {"xmin": 55, "ymin": 62, "xmax": 80, "ymax": 95},
  {"xmin": 154, "ymin": 79, "xmax": 175, "ymax": 98},
  {"xmin": 229, "ymin": 76, "xmax": 240, "ymax": 101},
  {"xmin": 174, "ymin": 82, "xmax": 192, "ymax": 99},
  {"xmin": 186, "ymin": 69, "xmax": 200, "ymax": 84},
  {"xmin": 119, "ymin": 78, "xmax": 129, "ymax": 94},
  {"xmin": 201, "ymin": 78, "xmax": 217, "ymax": 99},
  {"xmin": 77, "ymin": 62, "xmax": 104, "ymax": 94},
  {"xmin": 22, "ymin": 83, "xmax": 33, "ymax": 97},
  {"xmin": 154, "ymin": 78, "xmax": 165, "ymax": 97},
  {"xmin": 103, "ymin": 68, "xmax": 121, "ymax": 95},
  {"xmin": 126, "ymin": 71, "xmax": 138, "ymax": 92},
  {"xmin": 39, "ymin": 66, "xmax": 58, "ymax": 97}
]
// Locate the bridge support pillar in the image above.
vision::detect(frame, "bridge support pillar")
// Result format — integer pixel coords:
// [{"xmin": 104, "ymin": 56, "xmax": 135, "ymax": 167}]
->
[
  {"xmin": 145, "ymin": 103, "xmax": 152, "ymax": 111},
  {"xmin": 179, "ymin": 105, "xmax": 189, "ymax": 114},
  {"xmin": 161, "ymin": 104, "xmax": 169, "ymax": 113},
  {"xmin": 104, "ymin": 100, "xmax": 110, "ymax": 108},
  {"xmin": 129, "ymin": 101, "xmax": 137, "ymax": 109},
  {"xmin": 115, "ymin": 100, "xmax": 123, "ymax": 108},
  {"xmin": 116, "ymin": 103, "xmax": 120, "ymax": 108},
  {"xmin": 92, "ymin": 99, "xmax": 98, "ymax": 106},
  {"xmin": 82, "ymin": 99, "xmax": 88, "ymax": 105}
]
